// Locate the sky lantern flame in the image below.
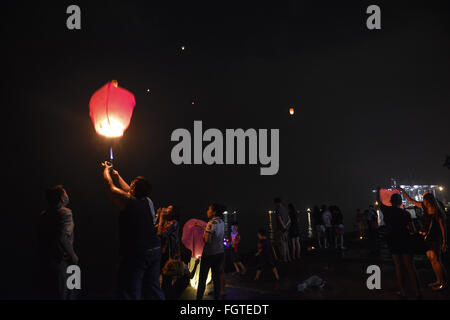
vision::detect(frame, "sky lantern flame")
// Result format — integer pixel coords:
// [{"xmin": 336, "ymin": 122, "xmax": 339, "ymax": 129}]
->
[{"xmin": 89, "ymin": 81, "xmax": 136, "ymax": 138}]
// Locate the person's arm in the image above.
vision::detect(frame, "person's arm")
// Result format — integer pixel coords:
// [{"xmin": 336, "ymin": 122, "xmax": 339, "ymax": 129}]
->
[
  {"xmin": 102, "ymin": 162, "xmax": 129, "ymax": 211},
  {"xmin": 58, "ymin": 209, "xmax": 78, "ymax": 264},
  {"xmin": 285, "ymin": 216, "xmax": 291, "ymax": 229},
  {"xmin": 156, "ymin": 209, "xmax": 166, "ymax": 237},
  {"xmin": 376, "ymin": 188, "xmax": 389, "ymax": 213},
  {"xmin": 277, "ymin": 214, "xmax": 286, "ymax": 231},
  {"xmin": 111, "ymin": 170, "xmax": 130, "ymax": 192},
  {"xmin": 397, "ymin": 188, "xmax": 423, "ymax": 208},
  {"xmin": 203, "ymin": 221, "xmax": 215, "ymax": 244},
  {"xmin": 194, "ymin": 222, "xmax": 207, "ymax": 231}
]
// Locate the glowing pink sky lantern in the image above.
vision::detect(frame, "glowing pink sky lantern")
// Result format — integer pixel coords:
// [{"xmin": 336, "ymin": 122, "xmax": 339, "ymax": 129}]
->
[
  {"xmin": 89, "ymin": 80, "xmax": 136, "ymax": 138},
  {"xmin": 380, "ymin": 188, "xmax": 404, "ymax": 208},
  {"xmin": 182, "ymin": 219, "xmax": 207, "ymax": 258}
]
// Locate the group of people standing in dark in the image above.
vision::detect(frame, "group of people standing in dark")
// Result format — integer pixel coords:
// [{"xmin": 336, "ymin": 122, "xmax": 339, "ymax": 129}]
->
[
  {"xmin": 38, "ymin": 163, "xmax": 228, "ymax": 300},
  {"xmin": 312, "ymin": 205, "xmax": 346, "ymax": 250},
  {"xmin": 37, "ymin": 164, "xmax": 448, "ymax": 300},
  {"xmin": 378, "ymin": 187, "xmax": 447, "ymax": 298}
]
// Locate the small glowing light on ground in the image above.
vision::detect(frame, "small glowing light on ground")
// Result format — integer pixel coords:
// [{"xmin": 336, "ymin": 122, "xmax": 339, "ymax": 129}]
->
[
  {"xmin": 189, "ymin": 257, "xmax": 211, "ymax": 289},
  {"xmin": 289, "ymin": 107, "xmax": 294, "ymax": 115}
]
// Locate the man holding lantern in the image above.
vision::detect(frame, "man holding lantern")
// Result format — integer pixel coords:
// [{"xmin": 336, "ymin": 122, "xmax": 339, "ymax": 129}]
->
[{"xmin": 101, "ymin": 161, "xmax": 164, "ymax": 300}]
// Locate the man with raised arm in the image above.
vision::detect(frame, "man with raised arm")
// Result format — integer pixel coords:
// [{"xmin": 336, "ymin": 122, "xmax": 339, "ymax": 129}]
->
[{"xmin": 101, "ymin": 161, "xmax": 164, "ymax": 300}]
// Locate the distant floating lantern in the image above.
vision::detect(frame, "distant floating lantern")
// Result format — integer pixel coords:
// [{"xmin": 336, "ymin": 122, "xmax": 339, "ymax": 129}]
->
[
  {"xmin": 289, "ymin": 107, "xmax": 294, "ymax": 115},
  {"xmin": 89, "ymin": 81, "xmax": 136, "ymax": 138}
]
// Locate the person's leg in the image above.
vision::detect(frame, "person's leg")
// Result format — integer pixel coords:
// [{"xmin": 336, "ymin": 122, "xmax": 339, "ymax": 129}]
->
[
  {"xmin": 272, "ymin": 266, "xmax": 280, "ymax": 280},
  {"xmin": 118, "ymin": 255, "xmax": 146, "ymax": 300},
  {"xmin": 402, "ymin": 254, "xmax": 421, "ymax": 297},
  {"xmin": 317, "ymin": 227, "xmax": 322, "ymax": 248},
  {"xmin": 237, "ymin": 261, "xmax": 246, "ymax": 275},
  {"xmin": 426, "ymin": 249, "xmax": 445, "ymax": 284},
  {"xmin": 233, "ymin": 262, "xmax": 240, "ymax": 273},
  {"xmin": 392, "ymin": 254, "xmax": 406, "ymax": 297},
  {"xmin": 142, "ymin": 249, "xmax": 165, "ymax": 300},
  {"xmin": 285, "ymin": 238, "xmax": 291, "ymax": 262},
  {"xmin": 220, "ymin": 271, "xmax": 225, "ymax": 296},
  {"xmin": 196, "ymin": 256, "xmax": 211, "ymax": 300},
  {"xmin": 280, "ymin": 234, "xmax": 288, "ymax": 262},
  {"xmin": 211, "ymin": 253, "xmax": 225, "ymax": 299},
  {"xmin": 57, "ymin": 260, "xmax": 69, "ymax": 300},
  {"xmin": 254, "ymin": 269, "xmax": 262, "ymax": 280},
  {"xmin": 334, "ymin": 233, "xmax": 338, "ymax": 249},
  {"xmin": 296, "ymin": 238, "xmax": 301, "ymax": 259},
  {"xmin": 425, "ymin": 250, "xmax": 440, "ymax": 285},
  {"xmin": 291, "ymin": 238, "xmax": 296, "ymax": 259}
]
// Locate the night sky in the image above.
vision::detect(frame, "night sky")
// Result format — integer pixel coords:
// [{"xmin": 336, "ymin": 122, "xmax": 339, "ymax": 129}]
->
[{"xmin": 2, "ymin": 0, "xmax": 449, "ymax": 298}]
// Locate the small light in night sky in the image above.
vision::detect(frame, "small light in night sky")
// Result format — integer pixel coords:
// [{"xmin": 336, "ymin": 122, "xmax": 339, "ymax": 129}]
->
[{"xmin": 289, "ymin": 107, "xmax": 294, "ymax": 115}]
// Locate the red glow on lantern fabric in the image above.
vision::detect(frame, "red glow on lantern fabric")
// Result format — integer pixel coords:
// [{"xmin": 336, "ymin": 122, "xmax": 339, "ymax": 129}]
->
[
  {"xmin": 89, "ymin": 81, "xmax": 136, "ymax": 138},
  {"xmin": 380, "ymin": 188, "xmax": 403, "ymax": 208},
  {"xmin": 182, "ymin": 219, "xmax": 207, "ymax": 258}
]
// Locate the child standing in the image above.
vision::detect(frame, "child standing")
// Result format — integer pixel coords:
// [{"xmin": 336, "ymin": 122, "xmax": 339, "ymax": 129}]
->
[
  {"xmin": 230, "ymin": 223, "xmax": 247, "ymax": 275},
  {"xmin": 254, "ymin": 229, "xmax": 280, "ymax": 281}
]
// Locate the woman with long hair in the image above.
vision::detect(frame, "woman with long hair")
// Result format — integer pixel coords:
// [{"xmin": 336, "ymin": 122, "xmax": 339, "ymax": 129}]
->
[
  {"xmin": 377, "ymin": 189, "xmax": 422, "ymax": 299},
  {"xmin": 288, "ymin": 204, "xmax": 301, "ymax": 260},
  {"xmin": 398, "ymin": 188, "xmax": 447, "ymax": 290}
]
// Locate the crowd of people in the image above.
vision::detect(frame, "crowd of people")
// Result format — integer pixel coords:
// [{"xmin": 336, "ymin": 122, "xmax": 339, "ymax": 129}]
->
[
  {"xmin": 311, "ymin": 205, "xmax": 346, "ymax": 250},
  {"xmin": 37, "ymin": 163, "xmax": 448, "ymax": 300},
  {"xmin": 376, "ymin": 187, "xmax": 447, "ymax": 298}
]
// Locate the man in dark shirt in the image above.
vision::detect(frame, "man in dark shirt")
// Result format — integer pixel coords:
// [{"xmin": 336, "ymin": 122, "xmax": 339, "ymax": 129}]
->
[
  {"xmin": 38, "ymin": 185, "xmax": 78, "ymax": 300},
  {"xmin": 102, "ymin": 161, "xmax": 164, "ymax": 300}
]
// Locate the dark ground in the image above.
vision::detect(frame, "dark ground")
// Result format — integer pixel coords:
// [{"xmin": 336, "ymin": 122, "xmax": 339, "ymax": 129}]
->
[{"xmin": 180, "ymin": 236, "xmax": 450, "ymax": 300}]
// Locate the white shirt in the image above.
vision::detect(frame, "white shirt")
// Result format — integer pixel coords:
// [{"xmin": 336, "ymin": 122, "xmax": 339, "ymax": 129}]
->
[{"xmin": 146, "ymin": 197, "xmax": 156, "ymax": 225}]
